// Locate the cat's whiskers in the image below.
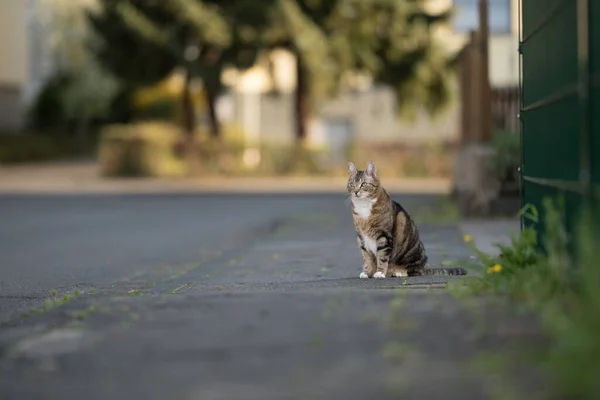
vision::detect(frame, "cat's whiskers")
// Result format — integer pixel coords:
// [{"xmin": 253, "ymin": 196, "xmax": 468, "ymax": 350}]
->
[{"xmin": 345, "ymin": 194, "xmax": 353, "ymax": 207}]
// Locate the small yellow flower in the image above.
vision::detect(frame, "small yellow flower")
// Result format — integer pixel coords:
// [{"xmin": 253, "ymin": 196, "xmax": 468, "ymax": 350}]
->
[
  {"xmin": 463, "ymin": 234, "xmax": 472, "ymax": 243},
  {"xmin": 487, "ymin": 264, "xmax": 503, "ymax": 274}
]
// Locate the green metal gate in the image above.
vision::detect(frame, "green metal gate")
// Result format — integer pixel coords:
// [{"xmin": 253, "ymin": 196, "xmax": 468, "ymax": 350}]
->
[{"xmin": 520, "ymin": 0, "xmax": 599, "ymax": 236}]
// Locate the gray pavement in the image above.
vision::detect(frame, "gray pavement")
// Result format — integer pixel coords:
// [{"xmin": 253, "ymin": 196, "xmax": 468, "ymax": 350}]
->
[
  {"xmin": 0, "ymin": 192, "xmax": 547, "ymax": 399},
  {"xmin": 0, "ymin": 193, "xmax": 351, "ymax": 323}
]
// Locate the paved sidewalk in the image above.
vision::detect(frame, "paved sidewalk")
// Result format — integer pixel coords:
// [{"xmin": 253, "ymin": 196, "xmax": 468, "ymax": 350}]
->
[
  {"xmin": 0, "ymin": 194, "xmax": 546, "ymax": 400},
  {"xmin": 459, "ymin": 219, "xmax": 521, "ymax": 256},
  {"xmin": 0, "ymin": 160, "xmax": 451, "ymax": 194}
]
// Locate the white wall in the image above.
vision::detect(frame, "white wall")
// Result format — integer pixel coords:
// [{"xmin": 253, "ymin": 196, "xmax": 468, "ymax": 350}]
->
[
  {"xmin": 315, "ymin": 86, "xmax": 459, "ymax": 146},
  {"xmin": 0, "ymin": 0, "xmax": 28, "ymax": 86},
  {"xmin": 0, "ymin": 0, "xmax": 28, "ymax": 130},
  {"xmin": 489, "ymin": 34, "xmax": 519, "ymax": 88}
]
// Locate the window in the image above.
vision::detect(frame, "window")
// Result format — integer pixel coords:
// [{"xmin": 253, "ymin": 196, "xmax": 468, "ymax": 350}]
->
[{"xmin": 452, "ymin": 0, "xmax": 511, "ymax": 34}]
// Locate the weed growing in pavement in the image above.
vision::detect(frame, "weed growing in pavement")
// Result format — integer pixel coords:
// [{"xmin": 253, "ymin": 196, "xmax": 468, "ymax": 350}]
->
[
  {"xmin": 21, "ymin": 289, "xmax": 82, "ymax": 318},
  {"xmin": 450, "ymin": 196, "xmax": 600, "ymax": 399}
]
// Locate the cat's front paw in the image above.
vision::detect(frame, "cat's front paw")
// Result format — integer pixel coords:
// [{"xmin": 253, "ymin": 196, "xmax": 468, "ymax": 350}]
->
[
  {"xmin": 359, "ymin": 272, "xmax": 369, "ymax": 279},
  {"xmin": 373, "ymin": 271, "xmax": 386, "ymax": 279}
]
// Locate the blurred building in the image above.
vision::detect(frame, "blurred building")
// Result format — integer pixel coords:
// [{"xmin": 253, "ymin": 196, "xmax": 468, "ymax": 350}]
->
[
  {"xmin": 452, "ymin": 0, "xmax": 520, "ymax": 87},
  {"xmin": 0, "ymin": 0, "xmax": 28, "ymax": 132},
  {"xmin": 0, "ymin": 0, "xmax": 96, "ymax": 133}
]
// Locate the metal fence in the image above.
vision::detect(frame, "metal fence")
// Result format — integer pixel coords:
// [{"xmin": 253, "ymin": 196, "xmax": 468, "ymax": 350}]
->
[{"xmin": 520, "ymin": 0, "xmax": 599, "ymax": 236}]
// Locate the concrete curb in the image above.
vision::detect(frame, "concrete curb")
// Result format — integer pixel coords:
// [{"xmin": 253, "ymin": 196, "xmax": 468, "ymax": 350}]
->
[{"xmin": 0, "ymin": 179, "xmax": 451, "ymax": 195}]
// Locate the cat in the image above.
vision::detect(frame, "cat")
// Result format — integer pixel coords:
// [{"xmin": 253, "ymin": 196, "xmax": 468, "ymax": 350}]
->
[{"xmin": 347, "ymin": 161, "xmax": 467, "ymax": 278}]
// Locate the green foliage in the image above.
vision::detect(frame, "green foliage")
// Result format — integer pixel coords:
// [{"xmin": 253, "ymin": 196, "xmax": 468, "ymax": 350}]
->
[
  {"xmin": 23, "ymin": 289, "xmax": 81, "ymax": 317},
  {"xmin": 257, "ymin": 144, "xmax": 324, "ymax": 176},
  {"xmin": 491, "ymin": 129, "xmax": 521, "ymax": 193},
  {"xmin": 457, "ymin": 202, "xmax": 553, "ymax": 300},
  {"xmin": 98, "ymin": 122, "xmax": 187, "ymax": 177},
  {"xmin": 274, "ymin": 0, "xmax": 337, "ymax": 99},
  {"xmin": 266, "ymin": 0, "xmax": 456, "ymax": 117},
  {"xmin": 88, "ymin": 0, "xmax": 270, "ymax": 91},
  {"xmin": 88, "ymin": 0, "xmax": 276, "ymax": 137},
  {"xmin": 61, "ymin": 61, "xmax": 120, "ymax": 122},
  {"xmin": 456, "ymin": 198, "xmax": 600, "ymax": 398},
  {"xmin": 343, "ymin": 0, "xmax": 455, "ymax": 118},
  {"xmin": 106, "ymin": 86, "xmax": 138, "ymax": 124},
  {"xmin": 549, "ymin": 207, "xmax": 600, "ymax": 398},
  {"xmin": 89, "ymin": 0, "xmax": 455, "ymax": 125},
  {"xmin": 165, "ymin": 0, "xmax": 232, "ymax": 48},
  {"xmin": 135, "ymin": 98, "xmax": 179, "ymax": 122},
  {"xmin": 130, "ymin": 75, "xmax": 208, "ymax": 122},
  {"xmin": 30, "ymin": 0, "xmax": 120, "ymax": 130},
  {"xmin": 28, "ymin": 66, "xmax": 118, "ymax": 133},
  {"xmin": 97, "ymin": 121, "xmax": 326, "ymax": 177},
  {"xmin": 27, "ymin": 72, "xmax": 72, "ymax": 131},
  {"xmin": 88, "ymin": 1, "xmax": 178, "ymax": 87}
]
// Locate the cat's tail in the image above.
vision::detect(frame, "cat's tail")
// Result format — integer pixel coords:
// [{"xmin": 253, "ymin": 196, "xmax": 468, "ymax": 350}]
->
[{"xmin": 417, "ymin": 267, "xmax": 467, "ymax": 276}]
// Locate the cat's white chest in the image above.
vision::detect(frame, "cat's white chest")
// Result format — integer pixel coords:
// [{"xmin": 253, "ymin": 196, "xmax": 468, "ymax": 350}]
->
[{"xmin": 352, "ymin": 198, "xmax": 376, "ymax": 219}]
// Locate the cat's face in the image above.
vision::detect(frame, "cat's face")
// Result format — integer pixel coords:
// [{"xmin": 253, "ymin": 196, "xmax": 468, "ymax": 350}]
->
[{"xmin": 347, "ymin": 161, "xmax": 380, "ymax": 199}]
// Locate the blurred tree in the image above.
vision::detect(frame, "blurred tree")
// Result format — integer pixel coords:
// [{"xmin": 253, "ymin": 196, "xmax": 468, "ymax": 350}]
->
[
  {"xmin": 61, "ymin": 59, "xmax": 119, "ymax": 141},
  {"xmin": 335, "ymin": 0, "xmax": 456, "ymax": 119},
  {"xmin": 29, "ymin": 0, "xmax": 119, "ymax": 139},
  {"xmin": 263, "ymin": 0, "xmax": 456, "ymax": 141},
  {"xmin": 88, "ymin": 0, "xmax": 272, "ymax": 139},
  {"xmin": 89, "ymin": 0, "xmax": 455, "ymax": 145}
]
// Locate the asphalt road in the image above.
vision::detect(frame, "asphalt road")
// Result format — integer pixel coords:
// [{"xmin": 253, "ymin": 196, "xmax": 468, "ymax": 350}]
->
[
  {"xmin": 0, "ymin": 192, "xmax": 546, "ymax": 399},
  {"xmin": 0, "ymin": 192, "xmax": 376, "ymax": 322}
]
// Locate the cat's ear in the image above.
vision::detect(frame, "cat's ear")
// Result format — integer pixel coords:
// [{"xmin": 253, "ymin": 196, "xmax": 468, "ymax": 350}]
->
[
  {"xmin": 348, "ymin": 161, "xmax": 358, "ymax": 175},
  {"xmin": 366, "ymin": 161, "xmax": 377, "ymax": 178}
]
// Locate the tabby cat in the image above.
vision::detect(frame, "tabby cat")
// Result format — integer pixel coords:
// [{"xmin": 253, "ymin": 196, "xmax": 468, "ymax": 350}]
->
[{"xmin": 347, "ymin": 161, "xmax": 467, "ymax": 278}]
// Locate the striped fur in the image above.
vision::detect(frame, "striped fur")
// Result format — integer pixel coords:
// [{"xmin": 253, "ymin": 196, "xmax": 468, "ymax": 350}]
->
[
  {"xmin": 416, "ymin": 267, "xmax": 468, "ymax": 276},
  {"xmin": 348, "ymin": 161, "xmax": 467, "ymax": 278}
]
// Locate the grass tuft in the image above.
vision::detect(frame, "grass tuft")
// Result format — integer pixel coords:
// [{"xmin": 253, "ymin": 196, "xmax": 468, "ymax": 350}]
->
[{"xmin": 455, "ymin": 197, "xmax": 600, "ymax": 398}]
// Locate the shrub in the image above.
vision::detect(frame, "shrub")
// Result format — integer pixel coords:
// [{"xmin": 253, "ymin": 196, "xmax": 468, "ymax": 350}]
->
[
  {"xmin": 0, "ymin": 133, "xmax": 91, "ymax": 164},
  {"xmin": 98, "ymin": 122, "xmax": 187, "ymax": 177},
  {"xmin": 491, "ymin": 129, "xmax": 520, "ymax": 194},
  {"xmin": 26, "ymin": 72, "xmax": 73, "ymax": 132},
  {"xmin": 131, "ymin": 75, "xmax": 207, "ymax": 123},
  {"xmin": 98, "ymin": 121, "xmax": 326, "ymax": 178},
  {"xmin": 192, "ymin": 126, "xmax": 324, "ymax": 177},
  {"xmin": 454, "ymin": 198, "xmax": 600, "ymax": 398},
  {"xmin": 27, "ymin": 65, "xmax": 119, "ymax": 136}
]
